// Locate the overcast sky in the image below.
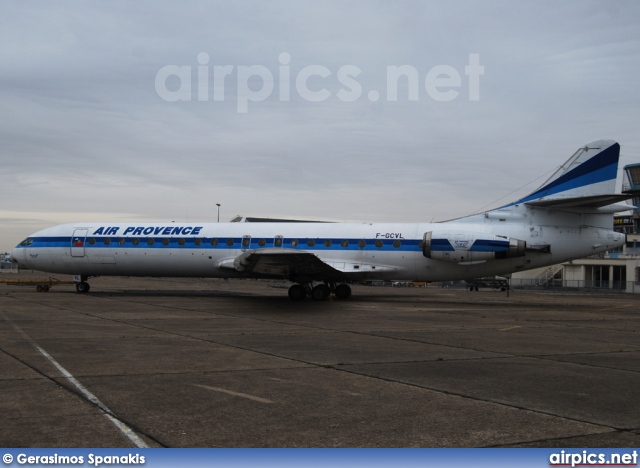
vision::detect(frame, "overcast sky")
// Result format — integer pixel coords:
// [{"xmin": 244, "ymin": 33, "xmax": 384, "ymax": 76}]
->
[{"xmin": 1, "ymin": 0, "xmax": 639, "ymax": 253}]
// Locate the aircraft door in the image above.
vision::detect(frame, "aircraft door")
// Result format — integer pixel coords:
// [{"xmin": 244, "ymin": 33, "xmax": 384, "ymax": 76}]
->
[{"xmin": 71, "ymin": 229, "xmax": 88, "ymax": 257}]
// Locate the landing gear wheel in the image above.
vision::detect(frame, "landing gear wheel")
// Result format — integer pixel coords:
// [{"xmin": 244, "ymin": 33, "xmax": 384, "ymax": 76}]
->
[
  {"xmin": 36, "ymin": 285, "xmax": 43, "ymax": 292},
  {"xmin": 311, "ymin": 284, "xmax": 329, "ymax": 301},
  {"xmin": 288, "ymin": 284, "xmax": 306, "ymax": 301},
  {"xmin": 76, "ymin": 282, "xmax": 90, "ymax": 294},
  {"xmin": 335, "ymin": 283, "xmax": 352, "ymax": 299},
  {"xmin": 42, "ymin": 285, "xmax": 49, "ymax": 292}
]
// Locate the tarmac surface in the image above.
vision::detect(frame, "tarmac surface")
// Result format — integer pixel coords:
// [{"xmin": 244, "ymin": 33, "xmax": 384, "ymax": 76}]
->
[{"xmin": 1, "ymin": 272, "xmax": 639, "ymax": 448}]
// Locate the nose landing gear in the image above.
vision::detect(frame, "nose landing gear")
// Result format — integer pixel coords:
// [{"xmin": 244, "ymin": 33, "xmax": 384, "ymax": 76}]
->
[{"xmin": 75, "ymin": 276, "xmax": 91, "ymax": 293}]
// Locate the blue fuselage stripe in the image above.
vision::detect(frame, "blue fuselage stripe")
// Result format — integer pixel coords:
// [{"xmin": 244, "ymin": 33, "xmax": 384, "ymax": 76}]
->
[
  {"xmin": 470, "ymin": 239, "xmax": 509, "ymax": 252},
  {"xmin": 16, "ymin": 237, "xmax": 423, "ymax": 252},
  {"xmin": 430, "ymin": 239, "xmax": 455, "ymax": 252},
  {"xmin": 18, "ymin": 236, "xmax": 516, "ymax": 254}
]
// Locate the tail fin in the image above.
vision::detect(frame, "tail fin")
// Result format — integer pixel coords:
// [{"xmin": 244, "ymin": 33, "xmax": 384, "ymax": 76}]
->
[{"xmin": 512, "ymin": 139, "xmax": 629, "ymax": 209}]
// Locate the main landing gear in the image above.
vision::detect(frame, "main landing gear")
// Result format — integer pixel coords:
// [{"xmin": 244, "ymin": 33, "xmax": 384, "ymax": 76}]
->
[{"xmin": 287, "ymin": 282, "xmax": 352, "ymax": 301}]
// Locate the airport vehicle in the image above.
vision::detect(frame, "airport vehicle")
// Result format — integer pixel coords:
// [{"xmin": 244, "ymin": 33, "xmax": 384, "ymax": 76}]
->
[
  {"xmin": 0, "ymin": 277, "xmax": 76, "ymax": 292},
  {"xmin": 11, "ymin": 139, "xmax": 629, "ymax": 300},
  {"xmin": 465, "ymin": 277, "xmax": 509, "ymax": 291}
]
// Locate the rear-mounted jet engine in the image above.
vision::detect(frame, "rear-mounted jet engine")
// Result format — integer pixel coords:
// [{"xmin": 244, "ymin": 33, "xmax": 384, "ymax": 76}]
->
[{"xmin": 423, "ymin": 231, "xmax": 526, "ymax": 264}]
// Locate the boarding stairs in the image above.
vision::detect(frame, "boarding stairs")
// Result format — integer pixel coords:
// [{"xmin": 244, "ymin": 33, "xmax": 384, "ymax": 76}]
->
[{"xmin": 534, "ymin": 264, "xmax": 563, "ymax": 286}]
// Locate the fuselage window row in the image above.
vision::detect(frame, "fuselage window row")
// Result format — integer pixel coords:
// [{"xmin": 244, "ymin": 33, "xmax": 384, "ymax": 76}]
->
[{"xmin": 77, "ymin": 237, "xmax": 404, "ymax": 249}]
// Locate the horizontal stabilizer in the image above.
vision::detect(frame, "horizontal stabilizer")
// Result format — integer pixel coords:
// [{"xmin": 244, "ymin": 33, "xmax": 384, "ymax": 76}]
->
[{"xmin": 525, "ymin": 194, "xmax": 632, "ymax": 209}]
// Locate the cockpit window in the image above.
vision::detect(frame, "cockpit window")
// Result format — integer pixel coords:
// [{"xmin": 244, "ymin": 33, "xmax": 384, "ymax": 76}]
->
[{"xmin": 19, "ymin": 238, "xmax": 34, "ymax": 247}]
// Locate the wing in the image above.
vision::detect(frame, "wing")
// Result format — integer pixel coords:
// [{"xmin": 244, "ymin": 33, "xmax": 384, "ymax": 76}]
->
[
  {"xmin": 235, "ymin": 249, "xmax": 345, "ymax": 280},
  {"xmin": 218, "ymin": 249, "xmax": 398, "ymax": 281}
]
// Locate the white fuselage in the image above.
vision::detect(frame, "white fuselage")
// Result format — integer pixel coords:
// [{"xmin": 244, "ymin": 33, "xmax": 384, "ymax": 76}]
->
[{"xmin": 11, "ymin": 203, "xmax": 625, "ymax": 283}]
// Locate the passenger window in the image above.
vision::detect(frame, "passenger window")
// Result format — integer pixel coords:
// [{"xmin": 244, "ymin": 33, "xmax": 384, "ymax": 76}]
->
[
  {"xmin": 341, "ymin": 240, "xmax": 349, "ymax": 248},
  {"xmin": 393, "ymin": 240, "xmax": 401, "ymax": 248},
  {"xmin": 258, "ymin": 238, "xmax": 266, "ymax": 247},
  {"xmin": 211, "ymin": 238, "xmax": 218, "ymax": 246},
  {"xmin": 274, "ymin": 236, "xmax": 283, "ymax": 247},
  {"xmin": 195, "ymin": 238, "xmax": 202, "ymax": 246},
  {"xmin": 118, "ymin": 238, "xmax": 125, "ymax": 245},
  {"xmin": 178, "ymin": 238, "xmax": 185, "ymax": 246},
  {"xmin": 162, "ymin": 238, "xmax": 169, "ymax": 246},
  {"xmin": 226, "ymin": 238, "xmax": 234, "ymax": 247},
  {"xmin": 358, "ymin": 239, "xmax": 366, "ymax": 249},
  {"xmin": 104, "ymin": 238, "xmax": 111, "ymax": 245},
  {"xmin": 307, "ymin": 239, "xmax": 315, "ymax": 247},
  {"xmin": 242, "ymin": 237, "xmax": 251, "ymax": 247},
  {"xmin": 132, "ymin": 238, "xmax": 140, "ymax": 246},
  {"xmin": 291, "ymin": 239, "xmax": 299, "ymax": 247},
  {"xmin": 88, "ymin": 238, "xmax": 96, "ymax": 245},
  {"xmin": 324, "ymin": 239, "xmax": 332, "ymax": 247},
  {"xmin": 147, "ymin": 238, "xmax": 154, "ymax": 246},
  {"xmin": 375, "ymin": 240, "xmax": 383, "ymax": 248}
]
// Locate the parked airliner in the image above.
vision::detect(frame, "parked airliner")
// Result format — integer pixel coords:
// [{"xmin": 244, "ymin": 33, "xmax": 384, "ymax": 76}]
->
[{"xmin": 12, "ymin": 139, "xmax": 629, "ymax": 300}]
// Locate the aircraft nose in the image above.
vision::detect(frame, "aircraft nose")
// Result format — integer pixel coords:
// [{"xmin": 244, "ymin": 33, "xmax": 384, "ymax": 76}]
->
[{"xmin": 11, "ymin": 246, "xmax": 24, "ymax": 267}]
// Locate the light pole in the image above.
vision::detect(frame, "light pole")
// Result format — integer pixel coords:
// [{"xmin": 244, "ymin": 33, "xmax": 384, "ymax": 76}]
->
[{"xmin": 216, "ymin": 203, "xmax": 221, "ymax": 222}]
